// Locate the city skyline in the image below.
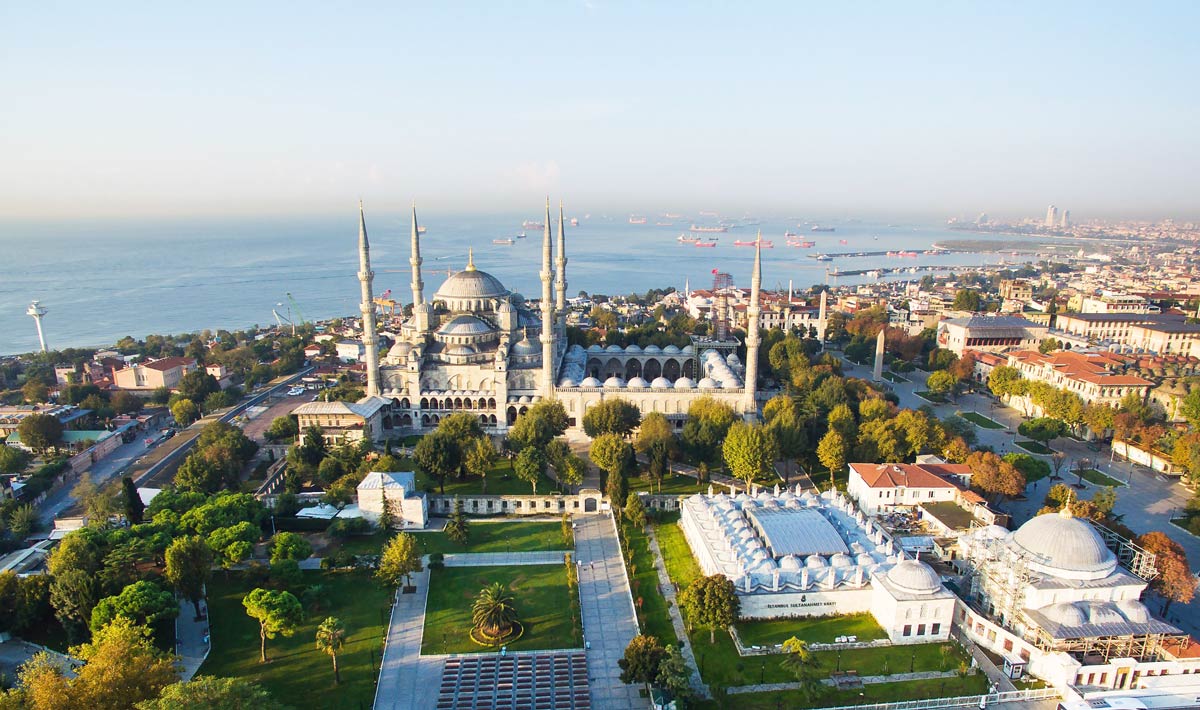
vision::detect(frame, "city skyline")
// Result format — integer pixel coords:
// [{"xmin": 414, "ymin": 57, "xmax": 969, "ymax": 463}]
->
[{"xmin": 2, "ymin": 2, "xmax": 1198, "ymax": 220}]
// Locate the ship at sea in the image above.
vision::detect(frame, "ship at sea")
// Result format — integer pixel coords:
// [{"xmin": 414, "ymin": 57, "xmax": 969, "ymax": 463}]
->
[
  {"xmin": 694, "ymin": 241, "xmax": 717, "ymax": 248},
  {"xmin": 516, "ymin": 232, "xmax": 526, "ymax": 239},
  {"xmin": 492, "ymin": 238, "xmax": 515, "ymax": 245},
  {"xmin": 810, "ymin": 226, "xmax": 836, "ymax": 232},
  {"xmin": 655, "ymin": 221, "xmax": 673, "ymax": 226},
  {"xmin": 417, "ymin": 226, "xmax": 427, "ymax": 234},
  {"xmin": 839, "ymin": 239, "xmax": 848, "ymax": 244},
  {"xmin": 522, "ymin": 220, "xmax": 544, "ymax": 230},
  {"xmin": 629, "ymin": 216, "xmax": 648, "ymax": 225},
  {"xmin": 815, "ymin": 254, "xmax": 833, "ymax": 261},
  {"xmin": 677, "ymin": 233, "xmax": 700, "ymax": 244},
  {"xmin": 689, "ymin": 224, "xmax": 727, "ymax": 233},
  {"xmin": 569, "ymin": 217, "xmax": 579, "ymax": 227},
  {"xmin": 733, "ymin": 239, "xmax": 773, "ymax": 248}
]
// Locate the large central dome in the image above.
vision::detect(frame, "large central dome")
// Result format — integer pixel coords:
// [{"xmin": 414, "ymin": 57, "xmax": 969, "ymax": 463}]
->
[
  {"xmin": 435, "ymin": 251, "xmax": 508, "ymax": 301},
  {"xmin": 1009, "ymin": 509, "xmax": 1117, "ymax": 581}
]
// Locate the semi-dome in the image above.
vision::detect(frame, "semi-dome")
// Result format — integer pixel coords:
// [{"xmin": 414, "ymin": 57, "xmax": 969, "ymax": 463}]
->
[
  {"xmin": 603, "ymin": 376, "xmax": 626, "ymax": 388},
  {"xmin": 650, "ymin": 377, "xmax": 672, "ymax": 388},
  {"xmin": 387, "ymin": 341, "xmax": 412, "ymax": 358},
  {"xmin": 438, "ymin": 314, "xmax": 494, "ymax": 336},
  {"xmin": 1042, "ymin": 602, "xmax": 1088, "ymax": 627},
  {"xmin": 884, "ymin": 559, "xmax": 942, "ymax": 594},
  {"xmin": 1010, "ymin": 509, "xmax": 1117, "ymax": 580},
  {"xmin": 511, "ymin": 337, "xmax": 539, "ymax": 355},
  {"xmin": 445, "ymin": 344, "xmax": 477, "ymax": 356},
  {"xmin": 558, "ymin": 376, "xmax": 578, "ymax": 387},
  {"xmin": 580, "ymin": 376, "xmax": 603, "ymax": 387},
  {"xmin": 497, "ymin": 300, "xmax": 514, "ymax": 313},
  {"xmin": 435, "ymin": 265, "xmax": 509, "ymax": 300},
  {"xmin": 1116, "ymin": 600, "xmax": 1150, "ymax": 624},
  {"xmin": 627, "ymin": 377, "xmax": 650, "ymax": 388}
]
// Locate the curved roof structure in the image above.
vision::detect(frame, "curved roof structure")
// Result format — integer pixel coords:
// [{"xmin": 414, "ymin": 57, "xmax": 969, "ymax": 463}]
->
[
  {"xmin": 438, "ymin": 314, "xmax": 495, "ymax": 337},
  {"xmin": 884, "ymin": 559, "xmax": 942, "ymax": 594},
  {"xmin": 435, "ymin": 266, "xmax": 508, "ymax": 300},
  {"xmin": 1009, "ymin": 508, "xmax": 1117, "ymax": 581}
]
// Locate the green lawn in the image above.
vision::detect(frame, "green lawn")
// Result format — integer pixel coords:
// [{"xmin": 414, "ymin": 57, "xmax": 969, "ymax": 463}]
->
[
  {"xmin": 628, "ymin": 473, "xmax": 709, "ymax": 495},
  {"xmin": 623, "ymin": 524, "xmax": 677, "ymax": 646},
  {"xmin": 1015, "ymin": 440, "xmax": 1055, "ymax": 455},
  {"xmin": 200, "ymin": 570, "xmax": 392, "ymax": 710},
  {"xmin": 332, "ymin": 520, "xmax": 572, "ymax": 557},
  {"xmin": 735, "ymin": 612, "xmax": 886, "ymax": 647},
  {"xmin": 421, "ymin": 565, "xmax": 580, "ymax": 655},
  {"xmin": 957, "ymin": 411, "xmax": 1005, "ymax": 430},
  {"xmin": 1076, "ymin": 468, "xmax": 1125, "ymax": 487},
  {"xmin": 654, "ymin": 519, "xmax": 702, "ymax": 590},
  {"xmin": 414, "ymin": 458, "xmax": 558, "ymax": 496},
  {"xmin": 915, "ymin": 391, "xmax": 948, "ymax": 403},
  {"xmin": 693, "ymin": 674, "xmax": 989, "ymax": 709}
]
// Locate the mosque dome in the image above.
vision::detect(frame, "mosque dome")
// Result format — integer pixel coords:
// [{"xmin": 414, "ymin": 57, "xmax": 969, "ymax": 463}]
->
[
  {"xmin": 435, "ymin": 253, "xmax": 509, "ymax": 301},
  {"xmin": 884, "ymin": 559, "xmax": 942, "ymax": 594},
  {"xmin": 697, "ymin": 377, "xmax": 719, "ymax": 389},
  {"xmin": 587, "ymin": 344, "xmax": 603, "ymax": 353},
  {"xmin": 663, "ymin": 344, "xmax": 681, "ymax": 354},
  {"xmin": 580, "ymin": 377, "xmax": 603, "ymax": 388},
  {"xmin": 779, "ymin": 555, "xmax": 802, "ymax": 571},
  {"xmin": 1116, "ymin": 600, "xmax": 1151, "ymax": 624},
  {"xmin": 497, "ymin": 300, "xmax": 514, "ymax": 313},
  {"xmin": 650, "ymin": 377, "xmax": 673, "ymax": 389},
  {"xmin": 674, "ymin": 377, "xmax": 696, "ymax": 389},
  {"xmin": 1042, "ymin": 602, "xmax": 1088, "ymax": 627},
  {"xmin": 625, "ymin": 344, "xmax": 643, "ymax": 353},
  {"xmin": 1010, "ymin": 508, "xmax": 1117, "ymax": 580},
  {"xmin": 627, "ymin": 377, "xmax": 650, "ymax": 388},
  {"xmin": 805, "ymin": 555, "xmax": 828, "ymax": 569},
  {"xmin": 644, "ymin": 345, "xmax": 662, "ymax": 354},
  {"xmin": 512, "ymin": 337, "xmax": 539, "ymax": 356},
  {"xmin": 558, "ymin": 376, "xmax": 578, "ymax": 387},
  {"xmin": 605, "ymin": 344, "xmax": 623, "ymax": 353},
  {"xmin": 445, "ymin": 344, "xmax": 477, "ymax": 356},
  {"xmin": 830, "ymin": 553, "xmax": 854, "ymax": 568},
  {"xmin": 386, "ymin": 341, "xmax": 412, "ymax": 359},
  {"xmin": 438, "ymin": 314, "xmax": 495, "ymax": 337},
  {"xmin": 603, "ymin": 376, "xmax": 626, "ymax": 388}
]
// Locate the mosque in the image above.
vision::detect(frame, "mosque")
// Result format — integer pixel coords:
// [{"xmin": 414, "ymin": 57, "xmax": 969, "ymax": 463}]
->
[{"xmin": 304, "ymin": 200, "xmax": 765, "ymax": 438}]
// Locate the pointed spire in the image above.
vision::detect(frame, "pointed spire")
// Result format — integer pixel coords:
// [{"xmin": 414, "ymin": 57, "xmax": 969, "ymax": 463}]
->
[
  {"xmin": 466, "ymin": 247, "xmax": 476, "ymax": 271},
  {"xmin": 409, "ymin": 200, "xmax": 424, "ymax": 308},
  {"xmin": 358, "ymin": 199, "xmax": 369, "ymax": 250},
  {"xmin": 356, "ymin": 201, "xmax": 381, "ymax": 397},
  {"xmin": 540, "ymin": 198, "xmax": 556, "ymax": 397},
  {"xmin": 555, "ymin": 199, "xmax": 568, "ymax": 317}
]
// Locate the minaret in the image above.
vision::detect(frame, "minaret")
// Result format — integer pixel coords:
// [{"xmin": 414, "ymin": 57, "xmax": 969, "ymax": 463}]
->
[
  {"xmin": 555, "ymin": 200, "xmax": 568, "ymax": 335},
  {"xmin": 743, "ymin": 232, "xmax": 762, "ymax": 414},
  {"xmin": 873, "ymin": 327, "xmax": 885, "ymax": 382},
  {"xmin": 539, "ymin": 198, "xmax": 556, "ymax": 396},
  {"xmin": 409, "ymin": 202, "xmax": 424, "ymax": 309},
  {"xmin": 26, "ymin": 301, "xmax": 48, "ymax": 353},
  {"xmin": 817, "ymin": 289, "xmax": 828, "ymax": 345},
  {"xmin": 357, "ymin": 201, "xmax": 382, "ymax": 398}
]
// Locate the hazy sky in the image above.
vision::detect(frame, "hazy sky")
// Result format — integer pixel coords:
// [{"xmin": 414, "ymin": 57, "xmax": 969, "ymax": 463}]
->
[{"xmin": 2, "ymin": 2, "xmax": 1197, "ymax": 221}]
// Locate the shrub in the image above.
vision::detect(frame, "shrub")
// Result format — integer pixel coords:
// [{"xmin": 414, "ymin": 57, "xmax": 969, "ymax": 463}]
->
[{"xmin": 328, "ymin": 517, "xmax": 372, "ymax": 538}]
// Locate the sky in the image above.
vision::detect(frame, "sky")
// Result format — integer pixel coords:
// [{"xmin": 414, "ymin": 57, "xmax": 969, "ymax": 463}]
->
[{"xmin": 1, "ymin": 2, "xmax": 1198, "ymax": 221}]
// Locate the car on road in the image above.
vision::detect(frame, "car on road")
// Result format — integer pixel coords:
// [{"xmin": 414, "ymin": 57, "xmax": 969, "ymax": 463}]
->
[{"xmin": 287, "ymin": 387, "xmax": 305, "ymax": 397}]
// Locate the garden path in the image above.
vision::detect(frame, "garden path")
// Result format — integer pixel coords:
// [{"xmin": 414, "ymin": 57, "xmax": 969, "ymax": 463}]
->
[
  {"xmin": 374, "ymin": 566, "xmax": 442, "ymax": 710},
  {"xmin": 645, "ymin": 525, "xmax": 709, "ymax": 699}
]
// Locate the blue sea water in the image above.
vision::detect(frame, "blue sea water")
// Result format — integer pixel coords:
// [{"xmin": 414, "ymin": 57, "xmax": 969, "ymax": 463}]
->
[{"xmin": 0, "ymin": 213, "xmax": 1017, "ymax": 355}]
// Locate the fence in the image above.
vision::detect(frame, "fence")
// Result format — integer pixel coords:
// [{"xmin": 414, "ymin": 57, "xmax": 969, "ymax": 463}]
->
[{"xmin": 802, "ymin": 687, "xmax": 1059, "ymax": 710}]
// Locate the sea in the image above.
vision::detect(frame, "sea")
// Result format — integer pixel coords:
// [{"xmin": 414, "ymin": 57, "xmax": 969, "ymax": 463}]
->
[{"xmin": 0, "ymin": 213, "xmax": 1025, "ymax": 355}]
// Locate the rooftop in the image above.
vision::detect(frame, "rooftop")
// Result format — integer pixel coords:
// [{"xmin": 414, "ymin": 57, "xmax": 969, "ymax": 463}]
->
[
  {"xmin": 849, "ymin": 463, "xmax": 964, "ymax": 489},
  {"xmin": 745, "ymin": 507, "xmax": 850, "ymax": 557}
]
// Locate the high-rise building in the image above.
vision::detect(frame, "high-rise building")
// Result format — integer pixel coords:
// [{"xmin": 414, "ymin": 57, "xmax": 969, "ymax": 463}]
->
[
  {"xmin": 1045, "ymin": 204, "xmax": 1058, "ymax": 228},
  {"xmin": 1060, "ymin": 210, "xmax": 1071, "ymax": 228}
]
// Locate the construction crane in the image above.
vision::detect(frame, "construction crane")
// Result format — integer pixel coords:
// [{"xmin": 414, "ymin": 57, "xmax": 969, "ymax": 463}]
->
[
  {"xmin": 272, "ymin": 307, "xmax": 293, "ymax": 334},
  {"xmin": 286, "ymin": 293, "xmax": 305, "ymax": 332}
]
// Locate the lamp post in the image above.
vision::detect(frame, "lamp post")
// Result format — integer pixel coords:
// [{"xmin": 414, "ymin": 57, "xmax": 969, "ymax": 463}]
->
[{"xmin": 760, "ymin": 660, "xmax": 766, "ymax": 683}]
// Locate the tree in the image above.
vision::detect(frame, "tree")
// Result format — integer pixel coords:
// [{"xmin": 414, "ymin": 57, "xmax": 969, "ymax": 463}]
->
[
  {"xmin": 446, "ymin": 496, "xmax": 470, "ymax": 547},
  {"xmin": 558, "ymin": 453, "xmax": 586, "ymax": 491},
  {"xmin": 203, "ymin": 390, "xmax": 235, "ymax": 412},
  {"xmin": 634, "ymin": 411, "xmax": 675, "ymax": 455},
  {"xmin": 472, "ymin": 582, "xmax": 518, "ymax": 645},
  {"xmin": 297, "ymin": 426, "xmax": 328, "ymax": 467},
  {"xmin": 122, "ymin": 476, "xmax": 145, "ymax": 524},
  {"xmin": 590, "ymin": 433, "xmax": 633, "ymax": 479},
  {"xmin": 165, "ymin": 536, "xmax": 213, "ymax": 619},
  {"xmin": 242, "ymin": 588, "xmax": 304, "ymax": 663},
  {"xmin": 582, "ymin": 398, "xmax": 642, "ymax": 438},
  {"xmin": 1038, "ymin": 337, "xmax": 1062, "ymax": 355},
  {"xmin": 22, "ymin": 379, "xmax": 49, "ymax": 404},
  {"xmin": 178, "ymin": 369, "xmax": 220, "ymax": 403},
  {"xmin": 817, "ymin": 429, "xmax": 849, "ymax": 481},
  {"xmin": 656, "ymin": 644, "xmax": 693, "ymax": 705},
  {"xmin": 681, "ymin": 396, "xmax": 737, "ymax": 465},
  {"xmin": 377, "ymin": 532, "xmax": 422, "ymax": 588},
  {"xmin": 110, "ymin": 390, "xmax": 144, "ymax": 415},
  {"xmin": 269, "ymin": 531, "xmax": 312, "ymax": 565},
  {"xmin": 952, "ymin": 289, "xmax": 982, "ymax": 311},
  {"xmin": 624, "ymin": 492, "xmax": 647, "ymax": 529},
  {"xmin": 172, "ymin": 398, "xmax": 200, "ymax": 427},
  {"xmin": 1181, "ymin": 388, "xmax": 1200, "ymax": 430},
  {"xmin": 265, "ymin": 415, "xmax": 299, "ymax": 442},
  {"xmin": 763, "ymin": 396, "xmax": 806, "ymax": 482},
  {"xmin": 967, "ymin": 450, "xmax": 1025, "ymax": 499},
  {"xmin": 7, "ymin": 503, "xmax": 37, "ymax": 538},
  {"xmin": 0, "ymin": 444, "xmax": 31, "ymax": 474},
  {"xmin": 925, "ymin": 370, "xmax": 957, "ymax": 396},
  {"xmin": 606, "ymin": 467, "xmax": 629, "ymax": 515},
  {"xmin": 1018, "ymin": 417, "xmax": 1067, "ymax": 448},
  {"xmin": 1136, "ymin": 532, "xmax": 1197, "ymax": 615},
  {"xmin": 987, "ymin": 365, "xmax": 1024, "ymax": 399},
  {"xmin": 464, "ymin": 437, "xmax": 497, "ymax": 493},
  {"xmin": 618, "ymin": 634, "xmax": 667, "ymax": 696},
  {"xmin": 90, "ymin": 580, "xmax": 178, "ymax": 635},
  {"xmin": 206, "ymin": 522, "xmax": 259, "ymax": 571},
  {"xmin": 414, "ymin": 433, "xmax": 455, "ymax": 494},
  {"xmin": 507, "ymin": 400, "xmax": 569, "ymax": 451},
  {"xmin": 136, "ymin": 677, "xmax": 287, "ymax": 710},
  {"xmin": 16, "ymin": 413, "xmax": 64, "ymax": 454},
  {"xmin": 315, "ymin": 616, "xmax": 348, "ymax": 685},
  {"xmin": 514, "ymin": 446, "xmax": 546, "ymax": 494},
  {"xmin": 781, "ymin": 636, "xmax": 823, "ymax": 702},
  {"xmin": 722, "ymin": 422, "xmax": 777, "ymax": 487},
  {"xmin": 679, "ymin": 574, "xmax": 740, "ymax": 644}
]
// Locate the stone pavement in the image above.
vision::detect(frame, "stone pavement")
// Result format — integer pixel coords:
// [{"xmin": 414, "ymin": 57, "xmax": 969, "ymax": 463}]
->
[
  {"xmin": 575, "ymin": 513, "xmax": 645, "ymax": 709},
  {"xmin": 374, "ymin": 566, "xmax": 443, "ymax": 710},
  {"xmin": 175, "ymin": 595, "xmax": 210, "ymax": 681},
  {"xmin": 954, "ymin": 630, "xmax": 1016, "ymax": 693},
  {"xmin": 645, "ymin": 526, "xmax": 709, "ymax": 698},
  {"xmin": 443, "ymin": 550, "xmax": 570, "ymax": 567}
]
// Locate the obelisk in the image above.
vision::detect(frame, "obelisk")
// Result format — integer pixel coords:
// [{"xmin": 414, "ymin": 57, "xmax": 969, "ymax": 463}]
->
[{"xmin": 872, "ymin": 327, "xmax": 885, "ymax": 382}]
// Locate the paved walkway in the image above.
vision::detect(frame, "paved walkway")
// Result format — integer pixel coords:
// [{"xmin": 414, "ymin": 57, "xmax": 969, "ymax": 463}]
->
[
  {"xmin": 175, "ymin": 596, "xmax": 210, "ymax": 681},
  {"xmin": 645, "ymin": 526, "xmax": 709, "ymax": 698},
  {"xmin": 728, "ymin": 668, "xmax": 962, "ymax": 694},
  {"xmin": 953, "ymin": 630, "xmax": 1016, "ymax": 693},
  {"xmin": 443, "ymin": 550, "xmax": 569, "ymax": 567},
  {"xmin": 575, "ymin": 514, "xmax": 644, "ymax": 709},
  {"xmin": 374, "ymin": 567, "xmax": 443, "ymax": 710}
]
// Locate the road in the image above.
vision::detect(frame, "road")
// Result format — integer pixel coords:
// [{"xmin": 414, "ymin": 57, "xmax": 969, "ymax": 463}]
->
[{"xmin": 835, "ymin": 352, "xmax": 1200, "ymax": 636}]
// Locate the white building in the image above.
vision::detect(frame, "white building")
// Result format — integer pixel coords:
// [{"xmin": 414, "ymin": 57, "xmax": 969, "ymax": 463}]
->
[
  {"xmin": 847, "ymin": 462, "xmax": 969, "ymax": 516},
  {"xmin": 679, "ymin": 487, "xmax": 953, "ymax": 644},
  {"xmin": 356, "ymin": 471, "xmax": 428, "ymax": 529},
  {"xmin": 935, "ymin": 316, "xmax": 1048, "ymax": 356}
]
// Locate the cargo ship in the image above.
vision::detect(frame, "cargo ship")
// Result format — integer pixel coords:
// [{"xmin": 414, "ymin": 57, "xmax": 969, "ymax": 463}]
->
[
  {"xmin": 811, "ymin": 226, "xmax": 836, "ymax": 232},
  {"xmin": 522, "ymin": 220, "xmax": 544, "ymax": 229},
  {"xmin": 417, "ymin": 226, "xmax": 427, "ymax": 234},
  {"xmin": 694, "ymin": 241, "xmax": 717, "ymax": 248},
  {"xmin": 570, "ymin": 217, "xmax": 579, "ymax": 227},
  {"xmin": 733, "ymin": 239, "xmax": 774, "ymax": 248},
  {"xmin": 677, "ymin": 233, "xmax": 700, "ymax": 244},
  {"xmin": 629, "ymin": 216, "xmax": 648, "ymax": 224},
  {"xmin": 689, "ymin": 224, "xmax": 727, "ymax": 233},
  {"xmin": 492, "ymin": 238, "xmax": 515, "ymax": 245},
  {"xmin": 815, "ymin": 254, "xmax": 833, "ymax": 261}
]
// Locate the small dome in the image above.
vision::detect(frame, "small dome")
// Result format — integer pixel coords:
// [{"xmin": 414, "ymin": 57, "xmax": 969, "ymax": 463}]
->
[
  {"xmin": 780, "ymin": 555, "xmax": 802, "ymax": 571},
  {"xmin": 727, "ymin": 353, "xmax": 742, "ymax": 365},
  {"xmin": 1085, "ymin": 602, "xmax": 1125, "ymax": 626},
  {"xmin": 518, "ymin": 395, "xmax": 531, "ymax": 403},
  {"xmin": 697, "ymin": 377, "xmax": 719, "ymax": 389},
  {"xmin": 627, "ymin": 377, "xmax": 649, "ymax": 388},
  {"xmin": 1010, "ymin": 509, "xmax": 1117, "ymax": 580},
  {"xmin": 446, "ymin": 344, "xmax": 477, "ymax": 356},
  {"xmin": 674, "ymin": 377, "xmax": 696, "ymax": 389},
  {"xmin": 884, "ymin": 559, "xmax": 942, "ymax": 594},
  {"xmin": 644, "ymin": 345, "xmax": 662, "ymax": 354},
  {"xmin": 805, "ymin": 555, "xmax": 828, "ymax": 569},
  {"xmin": 1116, "ymin": 600, "xmax": 1150, "ymax": 624},
  {"xmin": 856, "ymin": 553, "xmax": 876, "ymax": 566},
  {"xmin": 625, "ymin": 344, "xmax": 643, "ymax": 353},
  {"xmin": 587, "ymin": 344, "xmax": 603, "ymax": 353},
  {"xmin": 438, "ymin": 314, "xmax": 495, "ymax": 337},
  {"xmin": 605, "ymin": 344, "xmax": 624, "ymax": 353},
  {"xmin": 650, "ymin": 377, "xmax": 672, "ymax": 388},
  {"xmin": 558, "ymin": 377, "xmax": 578, "ymax": 388},
  {"xmin": 663, "ymin": 344, "xmax": 681, "ymax": 354},
  {"xmin": 830, "ymin": 553, "xmax": 854, "ymax": 568},
  {"xmin": 682, "ymin": 345, "xmax": 695, "ymax": 353},
  {"xmin": 1043, "ymin": 602, "xmax": 1088, "ymax": 627},
  {"xmin": 580, "ymin": 377, "xmax": 603, "ymax": 387},
  {"xmin": 603, "ymin": 376, "xmax": 626, "ymax": 388},
  {"xmin": 387, "ymin": 341, "xmax": 412, "ymax": 358},
  {"xmin": 512, "ymin": 337, "xmax": 539, "ymax": 355},
  {"xmin": 497, "ymin": 300, "xmax": 514, "ymax": 313}
]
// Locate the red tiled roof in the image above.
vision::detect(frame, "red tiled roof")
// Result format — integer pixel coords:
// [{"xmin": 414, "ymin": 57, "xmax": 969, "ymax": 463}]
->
[
  {"xmin": 848, "ymin": 463, "xmax": 960, "ymax": 489},
  {"xmin": 142, "ymin": 357, "xmax": 196, "ymax": 372}
]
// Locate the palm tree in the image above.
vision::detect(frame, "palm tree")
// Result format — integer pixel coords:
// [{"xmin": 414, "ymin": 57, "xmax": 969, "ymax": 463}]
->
[
  {"xmin": 472, "ymin": 582, "xmax": 518, "ymax": 644},
  {"xmin": 315, "ymin": 616, "xmax": 347, "ymax": 684}
]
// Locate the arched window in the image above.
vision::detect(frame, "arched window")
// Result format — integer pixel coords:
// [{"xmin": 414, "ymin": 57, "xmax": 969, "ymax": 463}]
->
[{"xmin": 643, "ymin": 359, "xmax": 662, "ymax": 381}]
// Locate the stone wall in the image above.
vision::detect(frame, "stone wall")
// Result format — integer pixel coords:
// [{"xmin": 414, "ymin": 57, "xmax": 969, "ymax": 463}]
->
[{"xmin": 428, "ymin": 488, "xmax": 603, "ymax": 517}]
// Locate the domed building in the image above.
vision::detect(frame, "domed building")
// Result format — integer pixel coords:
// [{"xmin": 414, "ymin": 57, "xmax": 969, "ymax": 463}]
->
[
  {"xmin": 956, "ymin": 506, "xmax": 1188, "ymax": 693},
  {"xmin": 301, "ymin": 200, "xmax": 763, "ymax": 440}
]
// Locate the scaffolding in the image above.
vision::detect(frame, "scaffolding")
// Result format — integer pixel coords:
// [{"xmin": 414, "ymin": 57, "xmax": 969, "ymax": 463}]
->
[
  {"xmin": 1093, "ymin": 522, "xmax": 1158, "ymax": 582},
  {"xmin": 711, "ymin": 271, "xmax": 734, "ymax": 340}
]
